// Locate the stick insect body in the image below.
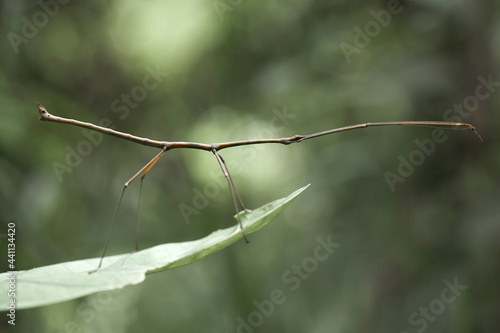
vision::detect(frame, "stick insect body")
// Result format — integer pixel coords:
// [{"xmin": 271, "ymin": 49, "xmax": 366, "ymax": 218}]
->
[{"xmin": 36, "ymin": 102, "xmax": 481, "ymax": 272}]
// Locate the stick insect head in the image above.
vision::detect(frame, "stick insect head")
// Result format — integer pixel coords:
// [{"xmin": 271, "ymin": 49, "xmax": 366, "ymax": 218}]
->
[{"xmin": 36, "ymin": 102, "xmax": 50, "ymax": 121}]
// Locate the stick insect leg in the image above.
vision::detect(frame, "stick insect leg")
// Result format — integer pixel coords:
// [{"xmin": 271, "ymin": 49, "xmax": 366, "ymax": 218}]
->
[
  {"xmin": 89, "ymin": 147, "xmax": 167, "ymax": 273},
  {"xmin": 134, "ymin": 149, "xmax": 167, "ymax": 251},
  {"xmin": 217, "ymin": 152, "xmax": 249, "ymax": 212},
  {"xmin": 230, "ymin": 170, "xmax": 250, "ymax": 213},
  {"xmin": 212, "ymin": 149, "xmax": 249, "ymax": 243}
]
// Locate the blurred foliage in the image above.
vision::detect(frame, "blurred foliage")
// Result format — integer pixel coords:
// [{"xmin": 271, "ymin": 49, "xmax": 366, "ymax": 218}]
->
[{"xmin": 0, "ymin": 0, "xmax": 499, "ymax": 332}]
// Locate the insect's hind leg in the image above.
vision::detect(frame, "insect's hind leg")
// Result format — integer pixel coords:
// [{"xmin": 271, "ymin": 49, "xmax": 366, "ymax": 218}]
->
[{"xmin": 212, "ymin": 149, "xmax": 249, "ymax": 243}]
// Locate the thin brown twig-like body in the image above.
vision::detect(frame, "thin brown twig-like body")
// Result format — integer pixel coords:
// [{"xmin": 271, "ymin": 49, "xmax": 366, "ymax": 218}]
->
[
  {"xmin": 36, "ymin": 102, "xmax": 482, "ymax": 272},
  {"xmin": 36, "ymin": 103, "xmax": 483, "ymax": 151}
]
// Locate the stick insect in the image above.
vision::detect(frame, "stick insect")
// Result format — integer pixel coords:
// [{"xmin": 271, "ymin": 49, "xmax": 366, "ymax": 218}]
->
[{"xmin": 36, "ymin": 102, "xmax": 481, "ymax": 272}]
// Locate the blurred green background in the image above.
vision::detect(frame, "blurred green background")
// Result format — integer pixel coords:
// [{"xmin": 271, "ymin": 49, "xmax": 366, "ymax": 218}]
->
[{"xmin": 1, "ymin": 0, "xmax": 499, "ymax": 332}]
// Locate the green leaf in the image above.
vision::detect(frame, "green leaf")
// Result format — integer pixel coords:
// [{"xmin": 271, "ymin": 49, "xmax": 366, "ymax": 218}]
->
[{"xmin": 0, "ymin": 185, "xmax": 309, "ymax": 310}]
